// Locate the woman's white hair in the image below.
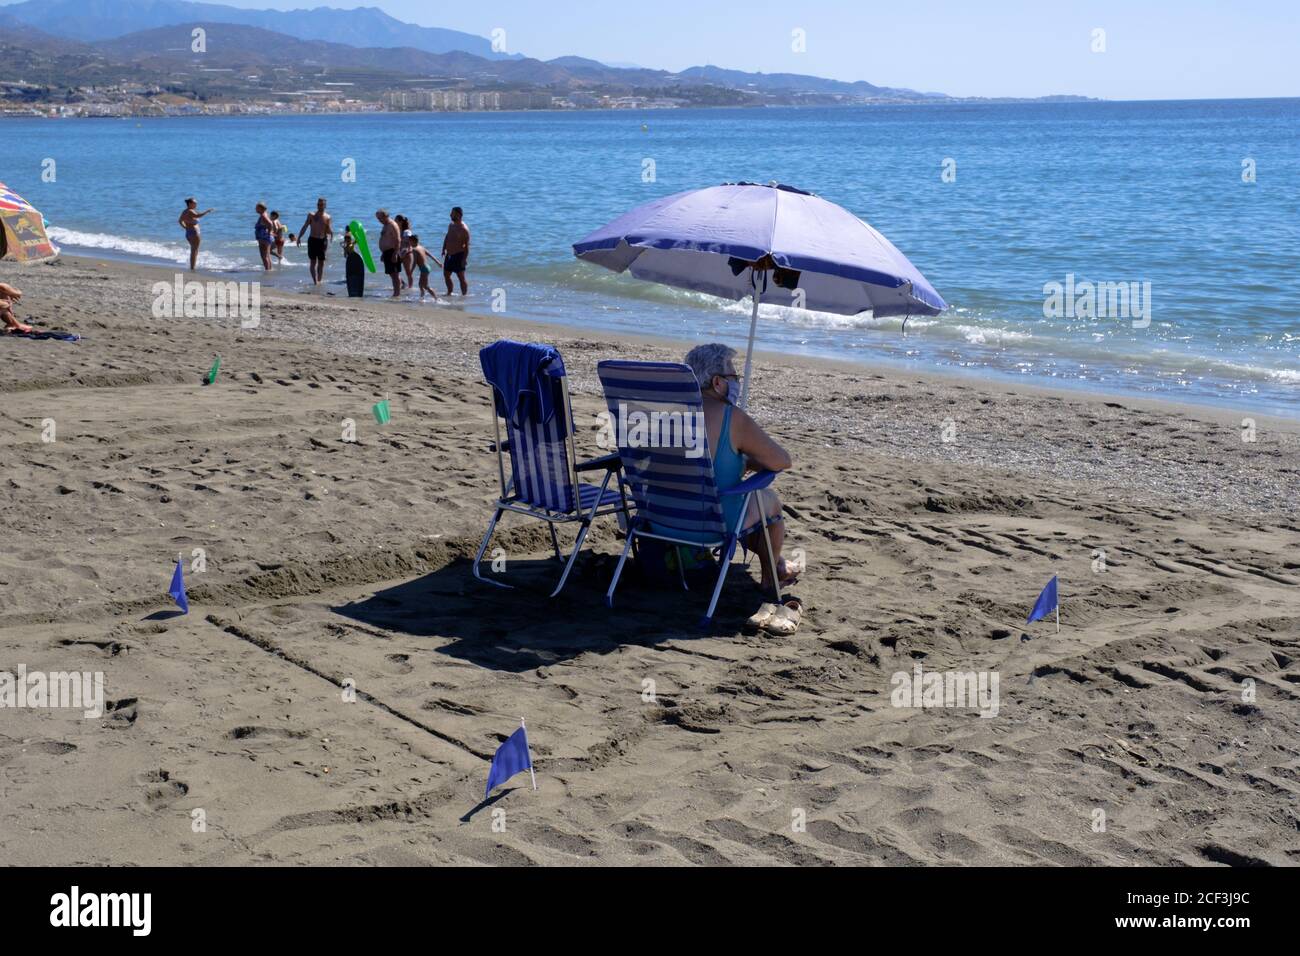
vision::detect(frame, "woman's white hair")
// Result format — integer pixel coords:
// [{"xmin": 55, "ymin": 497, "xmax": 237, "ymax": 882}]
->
[{"xmin": 684, "ymin": 343, "xmax": 737, "ymax": 389}]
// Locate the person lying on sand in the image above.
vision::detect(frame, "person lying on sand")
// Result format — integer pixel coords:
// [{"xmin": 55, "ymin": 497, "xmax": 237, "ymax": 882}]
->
[
  {"xmin": 0, "ymin": 282, "xmax": 32, "ymax": 334},
  {"xmin": 685, "ymin": 343, "xmax": 797, "ymax": 591}
]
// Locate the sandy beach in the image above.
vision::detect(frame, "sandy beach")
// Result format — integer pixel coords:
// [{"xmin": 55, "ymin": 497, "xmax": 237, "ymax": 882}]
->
[{"xmin": 1, "ymin": 254, "xmax": 1298, "ymax": 867}]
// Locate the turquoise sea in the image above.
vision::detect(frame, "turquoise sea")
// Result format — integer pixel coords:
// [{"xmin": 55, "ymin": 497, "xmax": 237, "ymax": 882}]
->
[{"xmin": 6, "ymin": 100, "xmax": 1299, "ymax": 414}]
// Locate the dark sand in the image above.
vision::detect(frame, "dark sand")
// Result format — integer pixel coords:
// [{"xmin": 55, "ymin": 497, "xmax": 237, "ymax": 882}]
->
[{"xmin": 1, "ymin": 256, "xmax": 1297, "ymax": 865}]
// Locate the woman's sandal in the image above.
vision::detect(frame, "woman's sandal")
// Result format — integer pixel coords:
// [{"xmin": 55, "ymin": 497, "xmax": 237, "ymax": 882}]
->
[
  {"xmin": 761, "ymin": 598, "xmax": 803, "ymax": 637},
  {"xmin": 745, "ymin": 602, "xmax": 779, "ymax": 632}
]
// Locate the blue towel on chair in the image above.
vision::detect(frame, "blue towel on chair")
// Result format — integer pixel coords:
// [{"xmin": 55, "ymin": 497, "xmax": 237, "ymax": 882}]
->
[{"xmin": 479, "ymin": 340, "xmax": 566, "ymax": 427}]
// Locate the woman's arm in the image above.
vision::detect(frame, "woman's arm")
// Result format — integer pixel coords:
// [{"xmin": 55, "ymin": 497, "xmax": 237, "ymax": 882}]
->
[{"xmin": 731, "ymin": 407, "xmax": 792, "ymax": 472}]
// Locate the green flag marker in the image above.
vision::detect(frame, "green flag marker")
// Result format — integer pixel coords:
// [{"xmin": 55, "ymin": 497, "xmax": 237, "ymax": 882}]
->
[
  {"xmin": 205, "ymin": 355, "xmax": 221, "ymax": 385},
  {"xmin": 372, "ymin": 399, "xmax": 391, "ymax": 425}
]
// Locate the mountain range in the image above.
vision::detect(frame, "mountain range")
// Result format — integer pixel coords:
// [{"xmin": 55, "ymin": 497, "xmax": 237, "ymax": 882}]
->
[
  {"xmin": 1, "ymin": 0, "xmax": 514, "ymax": 59},
  {"xmin": 0, "ymin": 0, "xmax": 1093, "ymax": 104}
]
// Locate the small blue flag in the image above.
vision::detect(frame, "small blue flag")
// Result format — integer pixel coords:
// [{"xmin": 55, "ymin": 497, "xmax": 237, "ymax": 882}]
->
[
  {"xmin": 485, "ymin": 723, "xmax": 534, "ymax": 797},
  {"xmin": 1027, "ymin": 575, "xmax": 1057, "ymax": 625},
  {"xmin": 169, "ymin": 557, "xmax": 189, "ymax": 614}
]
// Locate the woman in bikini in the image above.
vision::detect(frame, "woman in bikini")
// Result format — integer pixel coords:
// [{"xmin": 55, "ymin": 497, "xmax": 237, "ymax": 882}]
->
[
  {"xmin": 178, "ymin": 198, "xmax": 214, "ymax": 271},
  {"xmin": 395, "ymin": 215, "xmax": 414, "ymax": 289},
  {"xmin": 254, "ymin": 203, "xmax": 275, "ymax": 271}
]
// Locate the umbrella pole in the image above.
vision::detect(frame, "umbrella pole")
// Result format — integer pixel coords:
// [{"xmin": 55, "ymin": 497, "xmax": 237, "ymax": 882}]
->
[{"xmin": 739, "ymin": 270, "xmax": 760, "ymax": 410}]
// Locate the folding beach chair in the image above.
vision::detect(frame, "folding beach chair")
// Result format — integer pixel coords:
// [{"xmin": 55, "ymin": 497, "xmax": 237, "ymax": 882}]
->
[
  {"xmin": 596, "ymin": 360, "xmax": 783, "ymax": 627},
  {"xmin": 473, "ymin": 340, "xmax": 631, "ymax": 597}
]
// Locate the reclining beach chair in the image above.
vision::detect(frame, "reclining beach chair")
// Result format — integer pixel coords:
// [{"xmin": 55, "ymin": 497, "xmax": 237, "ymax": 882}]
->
[
  {"xmin": 474, "ymin": 340, "xmax": 631, "ymax": 597},
  {"xmin": 596, "ymin": 360, "xmax": 783, "ymax": 627}
]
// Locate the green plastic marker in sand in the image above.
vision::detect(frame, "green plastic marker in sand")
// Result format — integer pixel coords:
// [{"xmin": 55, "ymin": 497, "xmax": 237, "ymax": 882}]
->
[
  {"xmin": 372, "ymin": 399, "xmax": 391, "ymax": 425},
  {"xmin": 206, "ymin": 356, "xmax": 221, "ymax": 385}
]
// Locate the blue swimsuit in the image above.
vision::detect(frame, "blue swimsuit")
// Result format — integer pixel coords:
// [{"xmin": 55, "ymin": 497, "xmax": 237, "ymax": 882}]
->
[
  {"xmin": 652, "ymin": 403, "xmax": 746, "ymax": 545},
  {"xmin": 712, "ymin": 404, "xmax": 747, "ymax": 534}
]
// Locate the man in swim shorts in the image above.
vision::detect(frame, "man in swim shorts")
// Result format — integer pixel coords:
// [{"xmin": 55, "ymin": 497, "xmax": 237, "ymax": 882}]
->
[
  {"xmin": 441, "ymin": 206, "xmax": 470, "ymax": 296},
  {"xmin": 376, "ymin": 209, "xmax": 402, "ymax": 298},
  {"xmin": 296, "ymin": 197, "xmax": 333, "ymax": 286},
  {"xmin": 178, "ymin": 198, "xmax": 214, "ymax": 271}
]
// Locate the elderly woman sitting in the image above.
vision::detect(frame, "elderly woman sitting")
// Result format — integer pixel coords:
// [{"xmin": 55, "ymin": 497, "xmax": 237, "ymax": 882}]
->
[{"xmin": 684, "ymin": 343, "xmax": 797, "ymax": 592}]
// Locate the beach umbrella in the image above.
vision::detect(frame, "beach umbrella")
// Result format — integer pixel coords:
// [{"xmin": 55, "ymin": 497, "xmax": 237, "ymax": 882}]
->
[
  {"xmin": 573, "ymin": 181, "xmax": 945, "ymax": 407},
  {"xmin": 0, "ymin": 181, "xmax": 58, "ymax": 263}
]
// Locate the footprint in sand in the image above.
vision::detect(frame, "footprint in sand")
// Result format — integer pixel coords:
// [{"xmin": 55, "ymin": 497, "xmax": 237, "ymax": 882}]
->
[
  {"xmin": 57, "ymin": 638, "xmax": 132, "ymax": 657},
  {"xmin": 0, "ymin": 740, "xmax": 78, "ymax": 766},
  {"xmin": 136, "ymin": 769, "xmax": 189, "ymax": 810},
  {"xmin": 103, "ymin": 697, "xmax": 140, "ymax": 727},
  {"xmin": 227, "ymin": 725, "xmax": 309, "ymax": 742}
]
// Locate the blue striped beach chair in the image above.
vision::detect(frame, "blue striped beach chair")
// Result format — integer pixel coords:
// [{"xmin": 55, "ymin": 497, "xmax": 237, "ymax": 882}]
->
[
  {"xmin": 596, "ymin": 360, "xmax": 783, "ymax": 627},
  {"xmin": 473, "ymin": 340, "xmax": 631, "ymax": 597}
]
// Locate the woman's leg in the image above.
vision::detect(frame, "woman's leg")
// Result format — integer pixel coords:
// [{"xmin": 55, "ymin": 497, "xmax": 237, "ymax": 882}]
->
[
  {"xmin": 1, "ymin": 301, "xmax": 32, "ymax": 334},
  {"xmin": 744, "ymin": 488, "xmax": 789, "ymax": 588}
]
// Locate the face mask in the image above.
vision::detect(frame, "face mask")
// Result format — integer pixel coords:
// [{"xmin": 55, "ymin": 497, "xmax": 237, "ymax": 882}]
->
[{"xmin": 716, "ymin": 377, "xmax": 740, "ymax": 405}]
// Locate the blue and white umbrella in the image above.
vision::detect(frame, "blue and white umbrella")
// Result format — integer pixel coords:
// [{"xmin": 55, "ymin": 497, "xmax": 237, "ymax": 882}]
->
[{"xmin": 573, "ymin": 181, "xmax": 946, "ymax": 407}]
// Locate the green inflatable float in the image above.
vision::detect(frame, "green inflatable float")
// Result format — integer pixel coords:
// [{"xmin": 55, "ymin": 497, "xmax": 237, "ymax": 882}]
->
[{"xmin": 347, "ymin": 220, "xmax": 376, "ymax": 273}]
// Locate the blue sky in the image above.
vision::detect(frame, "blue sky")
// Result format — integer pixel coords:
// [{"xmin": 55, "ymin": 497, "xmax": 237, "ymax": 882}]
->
[{"xmin": 15, "ymin": 0, "xmax": 1300, "ymax": 99}]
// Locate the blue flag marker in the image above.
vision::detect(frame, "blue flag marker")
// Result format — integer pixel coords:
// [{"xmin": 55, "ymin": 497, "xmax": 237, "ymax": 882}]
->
[
  {"xmin": 1027, "ymin": 574, "xmax": 1058, "ymax": 632},
  {"xmin": 169, "ymin": 555, "xmax": 189, "ymax": 615},
  {"xmin": 485, "ymin": 720, "xmax": 536, "ymax": 798}
]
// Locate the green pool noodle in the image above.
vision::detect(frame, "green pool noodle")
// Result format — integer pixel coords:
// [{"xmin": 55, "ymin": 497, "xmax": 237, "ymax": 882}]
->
[{"xmin": 348, "ymin": 220, "xmax": 376, "ymax": 273}]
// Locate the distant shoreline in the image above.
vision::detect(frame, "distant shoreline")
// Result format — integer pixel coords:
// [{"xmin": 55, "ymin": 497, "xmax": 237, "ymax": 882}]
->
[
  {"xmin": 12, "ymin": 96, "xmax": 1300, "ymax": 121},
  {"xmin": 1, "ymin": 99, "xmax": 1103, "ymax": 120}
]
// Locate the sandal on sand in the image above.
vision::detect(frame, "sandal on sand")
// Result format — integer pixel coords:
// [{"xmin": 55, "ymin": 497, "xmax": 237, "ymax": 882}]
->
[
  {"xmin": 746, "ymin": 602, "xmax": 779, "ymax": 632},
  {"xmin": 761, "ymin": 598, "xmax": 804, "ymax": 637}
]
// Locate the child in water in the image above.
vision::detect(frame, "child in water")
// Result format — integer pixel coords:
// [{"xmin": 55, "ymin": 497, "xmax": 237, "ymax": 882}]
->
[
  {"xmin": 408, "ymin": 234, "xmax": 442, "ymax": 301},
  {"xmin": 270, "ymin": 211, "xmax": 288, "ymax": 262}
]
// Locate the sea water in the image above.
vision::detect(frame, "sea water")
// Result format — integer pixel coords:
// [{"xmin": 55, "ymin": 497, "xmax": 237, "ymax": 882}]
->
[{"xmin": 7, "ymin": 100, "xmax": 1298, "ymax": 415}]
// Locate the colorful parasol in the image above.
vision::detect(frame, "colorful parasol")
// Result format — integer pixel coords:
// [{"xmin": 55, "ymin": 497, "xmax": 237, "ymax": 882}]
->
[{"xmin": 0, "ymin": 181, "xmax": 59, "ymax": 262}]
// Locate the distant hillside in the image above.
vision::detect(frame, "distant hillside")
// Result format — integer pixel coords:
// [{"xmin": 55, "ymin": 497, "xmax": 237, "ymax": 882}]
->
[
  {"xmin": 78, "ymin": 23, "xmax": 954, "ymax": 97},
  {"xmin": 1, "ymin": 0, "xmax": 515, "ymax": 59},
  {"xmin": 90, "ymin": 23, "xmax": 594, "ymax": 86},
  {"xmin": 676, "ymin": 65, "xmax": 932, "ymax": 99},
  {"xmin": 0, "ymin": 3, "xmax": 1098, "ymax": 106},
  {"xmin": 0, "ymin": 11, "xmax": 97, "ymax": 55},
  {"xmin": 95, "ymin": 22, "xmax": 469, "ymax": 74},
  {"xmin": 0, "ymin": 18, "xmax": 173, "ymax": 91}
]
